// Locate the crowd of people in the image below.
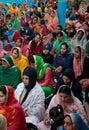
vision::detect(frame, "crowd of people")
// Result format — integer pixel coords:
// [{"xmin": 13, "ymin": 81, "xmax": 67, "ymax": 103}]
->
[{"xmin": 0, "ymin": 0, "xmax": 89, "ymax": 130}]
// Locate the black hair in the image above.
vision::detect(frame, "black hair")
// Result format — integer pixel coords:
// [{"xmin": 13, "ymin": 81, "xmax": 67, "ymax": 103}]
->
[
  {"xmin": 12, "ymin": 47, "xmax": 19, "ymax": 54},
  {"xmin": 27, "ymin": 123, "xmax": 38, "ymax": 130},
  {"xmin": 57, "ymin": 31, "xmax": 63, "ymax": 37},
  {"xmin": 78, "ymin": 30, "xmax": 84, "ymax": 36},
  {"xmin": 17, "ymin": 37, "xmax": 23, "ymax": 43},
  {"xmin": 56, "ymin": 25, "xmax": 63, "ymax": 30},
  {"xmin": 62, "ymin": 69, "xmax": 75, "ymax": 80},
  {"xmin": 29, "ymin": 55, "xmax": 35, "ymax": 63},
  {"xmin": 75, "ymin": 46, "xmax": 81, "ymax": 54},
  {"xmin": 49, "ymin": 104, "xmax": 64, "ymax": 119},
  {"xmin": 60, "ymin": 42, "xmax": 69, "ymax": 50},
  {"xmin": 58, "ymin": 85, "xmax": 71, "ymax": 96},
  {"xmin": 0, "ymin": 86, "xmax": 7, "ymax": 95}
]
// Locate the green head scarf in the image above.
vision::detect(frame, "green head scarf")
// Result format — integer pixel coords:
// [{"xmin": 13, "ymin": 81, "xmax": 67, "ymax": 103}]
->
[
  {"xmin": 85, "ymin": 42, "xmax": 89, "ymax": 56},
  {"xmin": 2, "ymin": 55, "xmax": 14, "ymax": 67},
  {"xmin": 33, "ymin": 55, "xmax": 54, "ymax": 80}
]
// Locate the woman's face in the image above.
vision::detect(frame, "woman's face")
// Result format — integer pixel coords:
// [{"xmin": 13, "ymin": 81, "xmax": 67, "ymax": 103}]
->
[
  {"xmin": 59, "ymin": 93, "xmax": 71, "ymax": 103},
  {"xmin": 23, "ymin": 75, "xmax": 29, "ymax": 86},
  {"xmin": 60, "ymin": 45, "xmax": 68, "ymax": 54},
  {"xmin": 74, "ymin": 48, "xmax": 81, "ymax": 58},
  {"xmin": 0, "ymin": 91, "xmax": 7, "ymax": 105},
  {"xmin": 12, "ymin": 49, "xmax": 19, "ymax": 59},
  {"xmin": 64, "ymin": 116, "xmax": 74, "ymax": 130},
  {"xmin": 2, "ymin": 60, "xmax": 10, "ymax": 69}
]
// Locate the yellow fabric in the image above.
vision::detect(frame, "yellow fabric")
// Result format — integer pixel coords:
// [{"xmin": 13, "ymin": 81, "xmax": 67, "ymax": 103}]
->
[
  {"xmin": 19, "ymin": 88, "xmax": 27, "ymax": 104},
  {"xmin": 11, "ymin": 47, "xmax": 29, "ymax": 74}
]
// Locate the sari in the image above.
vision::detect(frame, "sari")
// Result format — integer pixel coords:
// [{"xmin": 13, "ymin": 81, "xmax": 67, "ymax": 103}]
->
[
  {"xmin": 11, "ymin": 47, "xmax": 29, "ymax": 74},
  {"xmin": 33, "ymin": 55, "xmax": 55, "ymax": 97},
  {"xmin": 0, "ymin": 86, "xmax": 28, "ymax": 130},
  {"xmin": 73, "ymin": 47, "xmax": 85, "ymax": 78},
  {"xmin": 0, "ymin": 55, "xmax": 22, "ymax": 89}
]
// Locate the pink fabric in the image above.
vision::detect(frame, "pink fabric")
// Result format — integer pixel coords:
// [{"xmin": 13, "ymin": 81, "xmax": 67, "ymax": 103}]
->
[
  {"xmin": 0, "ymin": 43, "xmax": 4, "ymax": 58},
  {"xmin": 38, "ymin": 68, "xmax": 55, "ymax": 87},
  {"xmin": 80, "ymin": 79, "xmax": 89, "ymax": 91},
  {"xmin": 37, "ymin": 94, "xmax": 88, "ymax": 130},
  {"xmin": 73, "ymin": 47, "xmax": 85, "ymax": 77}
]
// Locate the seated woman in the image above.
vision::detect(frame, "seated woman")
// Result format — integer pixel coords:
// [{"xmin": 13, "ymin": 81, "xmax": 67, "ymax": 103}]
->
[
  {"xmin": 0, "ymin": 85, "xmax": 28, "ymax": 130},
  {"xmin": 0, "ymin": 55, "xmax": 22, "ymax": 90},
  {"xmin": 29, "ymin": 55, "xmax": 55, "ymax": 97},
  {"xmin": 63, "ymin": 112, "xmax": 89, "ymax": 130},
  {"xmin": 73, "ymin": 46, "xmax": 89, "ymax": 91},
  {"xmin": 0, "ymin": 114, "xmax": 7, "ymax": 130},
  {"xmin": 15, "ymin": 66, "xmax": 45, "ymax": 125},
  {"xmin": 53, "ymin": 42, "xmax": 73, "ymax": 80},
  {"xmin": 37, "ymin": 85, "xmax": 88, "ymax": 130},
  {"xmin": 11, "ymin": 47, "xmax": 29, "ymax": 74}
]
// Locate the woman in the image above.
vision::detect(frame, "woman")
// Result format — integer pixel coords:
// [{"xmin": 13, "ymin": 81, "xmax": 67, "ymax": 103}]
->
[
  {"xmin": 53, "ymin": 42, "xmax": 73, "ymax": 80},
  {"xmin": 71, "ymin": 29, "xmax": 87, "ymax": 52},
  {"xmin": 0, "ymin": 114, "xmax": 7, "ymax": 130},
  {"xmin": 73, "ymin": 46, "xmax": 89, "ymax": 90},
  {"xmin": 27, "ymin": 33, "xmax": 43, "ymax": 59},
  {"xmin": 37, "ymin": 85, "xmax": 88, "ymax": 130},
  {"xmin": 0, "ymin": 55, "xmax": 22, "ymax": 90},
  {"xmin": 11, "ymin": 47, "xmax": 29, "ymax": 74},
  {"xmin": 53, "ymin": 31, "xmax": 71, "ymax": 53},
  {"xmin": 29, "ymin": 55, "xmax": 55, "ymax": 97},
  {"xmin": 15, "ymin": 66, "xmax": 45, "ymax": 125},
  {"xmin": 0, "ymin": 85, "xmax": 28, "ymax": 130},
  {"xmin": 63, "ymin": 112, "xmax": 89, "ymax": 130}
]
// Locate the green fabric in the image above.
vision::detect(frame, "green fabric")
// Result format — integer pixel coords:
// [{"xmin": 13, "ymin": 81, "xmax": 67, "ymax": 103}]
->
[
  {"xmin": 7, "ymin": 18, "xmax": 21, "ymax": 30},
  {"xmin": 34, "ymin": 55, "xmax": 54, "ymax": 80},
  {"xmin": 85, "ymin": 42, "xmax": 89, "ymax": 56},
  {"xmin": 53, "ymin": 31, "xmax": 71, "ymax": 52},
  {"xmin": 41, "ymin": 86, "xmax": 53, "ymax": 97},
  {"xmin": 0, "ymin": 55, "xmax": 22, "ymax": 89}
]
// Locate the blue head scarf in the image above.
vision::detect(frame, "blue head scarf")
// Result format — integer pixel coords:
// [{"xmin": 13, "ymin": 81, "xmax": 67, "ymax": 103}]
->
[{"xmin": 68, "ymin": 112, "xmax": 89, "ymax": 130}]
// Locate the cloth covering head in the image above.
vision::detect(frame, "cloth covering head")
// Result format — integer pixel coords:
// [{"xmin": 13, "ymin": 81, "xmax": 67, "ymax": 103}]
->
[{"xmin": 23, "ymin": 66, "xmax": 37, "ymax": 89}]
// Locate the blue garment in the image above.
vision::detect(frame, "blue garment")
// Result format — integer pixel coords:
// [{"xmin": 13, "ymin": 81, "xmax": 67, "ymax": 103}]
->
[
  {"xmin": 55, "ymin": 68, "xmax": 83, "ymax": 103},
  {"xmin": 71, "ymin": 112, "xmax": 89, "ymax": 130},
  {"xmin": 53, "ymin": 52, "xmax": 73, "ymax": 69},
  {"xmin": 59, "ymin": 112, "xmax": 89, "ymax": 130}
]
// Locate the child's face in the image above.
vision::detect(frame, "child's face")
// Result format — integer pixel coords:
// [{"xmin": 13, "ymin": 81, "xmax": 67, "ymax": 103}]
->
[{"xmin": 43, "ymin": 49, "xmax": 49, "ymax": 55}]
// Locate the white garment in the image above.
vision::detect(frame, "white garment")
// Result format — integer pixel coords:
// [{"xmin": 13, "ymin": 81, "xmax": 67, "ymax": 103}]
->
[{"xmin": 15, "ymin": 82, "xmax": 45, "ymax": 125}]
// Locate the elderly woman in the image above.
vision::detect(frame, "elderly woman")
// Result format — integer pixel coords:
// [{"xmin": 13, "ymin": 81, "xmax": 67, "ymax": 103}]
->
[
  {"xmin": 0, "ymin": 85, "xmax": 28, "ymax": 130},
  {"xmin": 37, "ymin": 85, "xmax": 88, "ymax": 130},
  {"xmin": 15, "ymin": 66, "xmax": 45, "ymax": 125}
]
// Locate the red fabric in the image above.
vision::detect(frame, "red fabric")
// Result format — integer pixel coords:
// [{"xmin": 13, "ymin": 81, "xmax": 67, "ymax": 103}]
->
[
  {"xmin": 29, "ymin": 39, "xmax": 43, "ymax": 56},
  {"xmin": 0, "ymin": 86, "xmax": 28, "ymax": 130}
]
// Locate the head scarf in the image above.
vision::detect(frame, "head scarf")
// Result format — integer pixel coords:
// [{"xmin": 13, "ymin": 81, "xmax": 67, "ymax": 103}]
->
[
  {"xmin": 62, "ymin": 68, "xmax": 75, "ymax": 80},
  {"xmin": 73, "ymin": 46, "xmax": 85, "ymax": 77},
  {"xmin": 33, "ymin": 55, "xmax": 54, "ymax": 80},
  {"xmin": 65, "ymin": 112, "xmax": 89, "ymax": 130},
  {"xmin": 22, "ymin": 66, "xmax": 37, "ymax": 103},
  {"xmin": 11, "ymin": 47, "xmax": 22, "ymax": 59},
  {"xmin": 2, "ymin": 55, "xmax": 14, "ymax": 67},
  {"xmin": 5, "ymin": 86, "xmax": 17, "ymax": 106}
]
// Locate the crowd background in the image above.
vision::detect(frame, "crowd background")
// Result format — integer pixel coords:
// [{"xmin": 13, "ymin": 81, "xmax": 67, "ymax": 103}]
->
[{"xmin": 0, "ymin": 0, "xmax": 89, "ymax": 130}]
